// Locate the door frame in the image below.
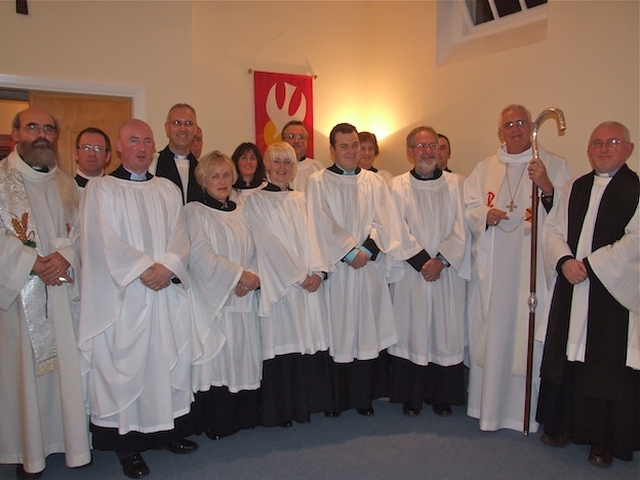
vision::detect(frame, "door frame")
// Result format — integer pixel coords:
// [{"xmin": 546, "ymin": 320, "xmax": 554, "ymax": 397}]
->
[{"xmin": 0, "ymin": 74, "xmax": 145, "ymax": 118}]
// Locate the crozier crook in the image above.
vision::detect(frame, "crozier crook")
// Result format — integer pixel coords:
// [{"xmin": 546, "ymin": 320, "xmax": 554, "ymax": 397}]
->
[{"xmin": 523, "ymin": 108, "xmax": 566, "ymax": 435}]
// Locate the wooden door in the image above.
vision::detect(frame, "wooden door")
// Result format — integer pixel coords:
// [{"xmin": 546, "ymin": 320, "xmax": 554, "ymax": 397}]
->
[{"xmin": 30, "ymin": 92, "xmax": 131, "ymax": 175}]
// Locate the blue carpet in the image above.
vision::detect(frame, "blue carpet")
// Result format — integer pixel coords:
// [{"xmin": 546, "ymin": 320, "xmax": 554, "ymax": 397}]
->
[{"xmin": 1, "ymin": 400, "xmax": 637, "ymax": 479}]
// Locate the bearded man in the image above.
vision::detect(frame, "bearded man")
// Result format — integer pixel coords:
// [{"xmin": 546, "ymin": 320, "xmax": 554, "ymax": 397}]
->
[{"xmin": 0, "ymin": 108, "xmax": 91, "ymax": 477}]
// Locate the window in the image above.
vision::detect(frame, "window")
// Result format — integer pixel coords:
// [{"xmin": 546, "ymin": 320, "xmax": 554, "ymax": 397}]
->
[
  {"xmin": 464, "ymin": 0, "xmax": 547, "ymax": 27},
  {"xmin": 437, "ymin": 0, "xmax": 548, "ymax": 66}
]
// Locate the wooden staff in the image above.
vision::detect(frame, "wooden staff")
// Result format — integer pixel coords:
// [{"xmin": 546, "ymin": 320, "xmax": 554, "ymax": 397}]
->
[{"xmin": 524, "ymin": 108, "xmax": 566, "ymax": 435}]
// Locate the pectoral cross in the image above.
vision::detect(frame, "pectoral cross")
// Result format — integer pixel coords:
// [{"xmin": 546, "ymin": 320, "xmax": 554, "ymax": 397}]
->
[{"xmin": 506, "ymin": 199, "xmax": 517, "ymax": 212}]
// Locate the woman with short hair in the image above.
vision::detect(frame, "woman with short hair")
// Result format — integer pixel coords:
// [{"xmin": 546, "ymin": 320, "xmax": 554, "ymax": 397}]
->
[
  {"xmin": 186, "ymin": 150, "xmax": 262, "ymax": 439},
  {"xmin": 243, "ymin": 141, "xmax": 332, "ymax": 428}
]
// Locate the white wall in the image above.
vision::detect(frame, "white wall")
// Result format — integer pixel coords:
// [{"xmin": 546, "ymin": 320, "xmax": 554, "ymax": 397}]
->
[
  {"xmin": 1, "ymin": 1, "xmax": 637, "ymax": 178},
  {"xmin": 0, "ymin": 1, "xmax": 193, "ymax": 146}
]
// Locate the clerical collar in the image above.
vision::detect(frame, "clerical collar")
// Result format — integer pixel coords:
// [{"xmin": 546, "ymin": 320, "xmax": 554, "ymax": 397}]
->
[
  {"xmin": 263, "ymin": 182, "xmax": 291, "ymax": 192},
  {"xmin": 76, "ymin": 170, "xmax": 102, "ymax": 181},
  {"xmin": 595, "ymin": 168, "xmax": 620, "ymax": 178},
  {"xmin": 201, "ymin": 192, "xmax": 236, "ymax": 211},
  {"xmin": 13, "ymin": 148, "xmax": 52, "ymax": 174},
  {"xmin": 128, "ymin": 170, "xmax": 148, "ymax": 181},
  {"xmin": 328, "ymin": 163, "xmax": 361, "ymax": 175},
  {"xmin": 410, "ymin": 168, "xmax": 442, "ymax": 181},
  {"xmin": 233, "ymin": 176, "xmax": 264, "ymax": 189},
  {"xmin": 497, "ymin": 144, "xmax": 533, "ymax": 165},
  {"xmin": 171, "ymin": 149, "xmax": 189, "ymax": 161},
  {"xmin": 110, "ymin": 165, "xmax": 151, "ymax": 181}
]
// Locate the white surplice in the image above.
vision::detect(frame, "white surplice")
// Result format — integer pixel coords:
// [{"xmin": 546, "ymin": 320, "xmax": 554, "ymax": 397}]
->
[
  {"xmin": 230, "ymin": 181, "xmax": 268, "ymax": 206},
  {"xmin": 306, "ymin": 168, "xmax": 421, "ymax": 362},
  {"xmin": 374, "ymin": 168, "xmax": 394, "ymax": 187},
  {"xmin": 290, "ymin": 157, "xmax": 324, "ymax": 192},
  {"xmin": 186, "ymin": 201, "xmax": 262, "ymax": 393},
  {"xmin": 464, "ymin": 145, "xmax": 572, "ymax": 432},
  {"xmin": 0, "ymin": 152, "xmax": 91, "ymax": 473},
  {"xmin": 540, "ymin": 174, "xmax": 640, "ymax": 370},
  {"xmin": 78, "ymin": 176, "xmax": 193, "ymax": 435},
  {"xmin": 243, "ymin": 189, "xmax": 329, "ymax": 359},
  {"xmin": 388, "ymin": 171, "xmax": 470, "ymax": 366}
]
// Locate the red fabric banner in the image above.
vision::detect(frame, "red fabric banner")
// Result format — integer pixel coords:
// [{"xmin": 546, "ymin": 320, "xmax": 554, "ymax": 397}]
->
[{"xmin": 254, "ymin": 71, "xmax": 314, "ymax": 157}]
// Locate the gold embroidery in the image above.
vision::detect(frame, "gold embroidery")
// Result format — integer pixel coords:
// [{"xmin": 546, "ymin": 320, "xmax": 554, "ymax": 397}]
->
[{"xmin": 10, "ymin": 212, "xmax": 36, "ymax": 248}]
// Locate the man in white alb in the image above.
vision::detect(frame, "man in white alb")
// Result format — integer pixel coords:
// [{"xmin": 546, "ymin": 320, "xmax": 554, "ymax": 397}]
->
[
  {"xmin": 388, "ymin": 126, "xmax": 469, "ymax": 418},
  {"xmin": 78, "ymin": 119, "xmax": 197, "ymax": 478},
  {"xmin": 0, "ymin": 108, "xmax": 91, "ymax": 477},
  {"xmin": 306, "ymin": 122, "xmax": 419, "ymax": 416},
  {"xmin": 464, "ymin": 104, "xmax": 572, "ymax": 432}
]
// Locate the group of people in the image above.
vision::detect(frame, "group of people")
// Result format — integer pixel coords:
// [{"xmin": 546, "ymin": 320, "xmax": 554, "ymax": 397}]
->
[{"xmin": 0, "ymin": 102, "xmax": 637, "ymax": 479}]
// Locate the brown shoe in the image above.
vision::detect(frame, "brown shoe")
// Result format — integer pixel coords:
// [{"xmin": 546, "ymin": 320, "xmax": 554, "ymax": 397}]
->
[
  {"xmin": 588, "ymin": 446, "xmax": 613, "ymax": 467},
  {"xmin": 540, "ymin": 432, "xmax": 571, "ymax": 448}
]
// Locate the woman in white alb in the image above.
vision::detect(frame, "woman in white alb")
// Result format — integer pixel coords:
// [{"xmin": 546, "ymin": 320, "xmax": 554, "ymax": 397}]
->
[{"xmin": 186, "ymin": 151, "xmax": 262, "ymax": 439}]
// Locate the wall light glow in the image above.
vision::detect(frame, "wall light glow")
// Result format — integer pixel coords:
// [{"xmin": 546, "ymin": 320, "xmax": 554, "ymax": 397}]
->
[{"xmin": 318, "ymin": 109, "xmax": 402, "ymax": 142}]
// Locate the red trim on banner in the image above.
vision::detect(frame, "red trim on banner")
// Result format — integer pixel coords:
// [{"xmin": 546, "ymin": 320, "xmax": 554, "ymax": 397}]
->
[{"xmin": 254, "ymin": 71, "xmax": 314, "ymax": 157}]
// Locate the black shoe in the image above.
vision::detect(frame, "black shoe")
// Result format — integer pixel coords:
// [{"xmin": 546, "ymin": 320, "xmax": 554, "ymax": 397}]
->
[
  {"xmin": 204, "ymin": 428, "xmax": 221, "ymax": 440},
  {"xmin": 324, "ymin": 411, "xmax": 341, "ymax": 418},
  {"xmin": 432, "ymin": 402, "xmax": 452, "ymax": 416},
  {"xmin": 540, "ymin": 432, "xmax": 571, "ymax": 448},
  {"xmin": 153, "ymin": 438, "xmax": 199, "ymax": 455},
  {"xmin": 15, "ymin": 465, "xmax": 43, "ymax": 479},
  {"xmin": 279, "ymin": 420, "xmax": 293, "ymax": 428},
  {"xmin": 356, "ymin": 407, "xmax": 374, "ymax": 416},
  {"xmin": 119, "ymin": 454, "xmax": 149, "ymax": 479},
  {"xmin": 402, "ymin": 402, "xmax": 421, "ymax": 416},
  {"xmin": 588, "ymin": 446, "xmax": 613, "ymax": 467}
]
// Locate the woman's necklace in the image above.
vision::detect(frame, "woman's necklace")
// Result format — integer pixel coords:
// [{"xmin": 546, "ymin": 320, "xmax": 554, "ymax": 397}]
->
[{"xmin": 505, "ymin": 163, "xmax": 527, "ymax": 213}]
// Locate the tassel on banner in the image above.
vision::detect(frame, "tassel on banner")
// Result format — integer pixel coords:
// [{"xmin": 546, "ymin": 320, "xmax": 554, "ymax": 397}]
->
[{"xmin": 16, "ymin": 0, "xmax": 29, "ymax": 15}]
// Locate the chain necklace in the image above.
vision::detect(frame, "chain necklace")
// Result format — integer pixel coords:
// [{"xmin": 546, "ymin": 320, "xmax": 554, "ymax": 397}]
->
[
  {"xmin": 497, "ymin": 216, "xmax": 525, "ymax": 234},
  {"xmin": 505, "ymin": 163, "xmax": 527, "ymax": 213}
]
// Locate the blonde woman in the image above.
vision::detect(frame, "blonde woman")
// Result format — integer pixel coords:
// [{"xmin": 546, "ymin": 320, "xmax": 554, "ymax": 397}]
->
[
  {"xmin": 185, "ymin": 150, "xmax": 261, "ymax": 439},
  {"xmin": 243, "ymin": 141, "xmax": 331, "ymax": 427}
]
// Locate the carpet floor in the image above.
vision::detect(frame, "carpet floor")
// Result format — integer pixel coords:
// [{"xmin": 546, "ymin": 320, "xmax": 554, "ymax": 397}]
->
[{"xmin": 1, "ymin": 399, "xmax": 637, "ymax": 479}]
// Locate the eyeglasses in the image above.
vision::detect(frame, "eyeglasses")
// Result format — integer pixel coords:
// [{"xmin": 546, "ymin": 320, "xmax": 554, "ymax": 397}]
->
[
  {"xmin": 167, "ymin": 120, "xmax": 196, "ymax": 128},
  {"xmin": 78, "ymin": 144, "xmax": 107, "ymax": 153},
  {"xmin": 23, "ymin": 123, "xmax": 57, "ymax": 135},
  {"xmin": 410, "ymin": 143, "xmax": 438, "ymax": 150},
  {"xmin": 284, "ymin": 133, "xmax": 307, "ymax": 141},
  {"xmin": 502, "ymin": 119, "xmax": 529, "ymax": 129},
  {"xmin": 589, "ymin": 138, "xmax": 629, "ymax": 149}
]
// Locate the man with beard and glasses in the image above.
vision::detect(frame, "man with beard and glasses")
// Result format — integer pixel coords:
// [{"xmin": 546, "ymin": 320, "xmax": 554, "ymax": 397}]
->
[
  {"xmin": 388, "ymin": 126, "xmax": 469, "ymax": 419},
  {"xmin": 0, "ymin": 108, "xmax": 92, "ymax": 477}
]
